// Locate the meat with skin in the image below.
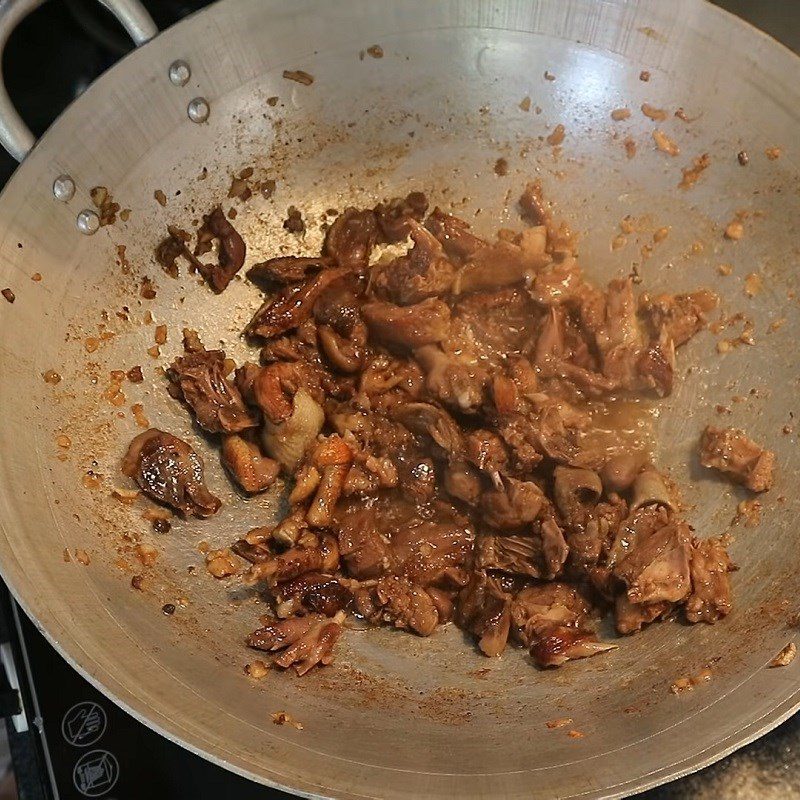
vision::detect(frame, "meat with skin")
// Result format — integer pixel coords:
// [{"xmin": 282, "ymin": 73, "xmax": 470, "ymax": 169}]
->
[
  {"xmin": 685, "ymin": 537, "xmax": 735, "ymax": 623},
  {"xmin": 476, "ymin": 534, "xmax": 545, "ymax": 578},
  {"xmin": 323, "ymin": 208, "xmax": 378, "ymax": 269},
  {"xmin": 456, "ymin": 572, "xmax": 512, "ymax": 657},
  {"xmin": 374, "ymin": 191, "xmax": 429, "ymax": 243},
  {"xmin": 247, "ymin": 612, "xmax": 344, "ymax": 675},
  {"xmin": 480, "ymin": 478, "xmax": 546, "ymax": 530},
  {"xmin": 362, "ymin": 297, "xmax": 451, "ymax": 349},
  {"xmin": 246, "ymin": 267, "xmax": 350, "ymax": 339},
  {"xmin": 246, "ymin": 255, "xmax": 334, "ymax": 287},
  {"xmin": 391, "ymin": 402, "xmax": 464, "ymax": 458},
  {"xmin": 167, "ymin": 334, "xmax": 258, "ymax": 433},
  {"xmin": 373, "ymin": 575, "xmax": 440, "ymax": 636},
  {"xmin": 220, "ymin": 433, "xmax": 280, "ymax": 493},
  {"xmin": 194, "ymin": 207, "xmax": 246, "ymax": 293},
  {"xmin": 699, "ymin": 426, "xmax": 774, "ymax": 492},
  {"xmin": 122, "ymin": 429, "xmax": 221, "ymax": 517}
]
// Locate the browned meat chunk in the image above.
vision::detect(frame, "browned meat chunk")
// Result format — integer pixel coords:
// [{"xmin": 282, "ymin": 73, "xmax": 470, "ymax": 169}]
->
[
  {"xmin": 122, "ymin": 429, "xmax": 221, "ymax": 517},
  {"xmin": 699, "ymin": 426, "xmax": 774, "ymax": 492},
  {"xmin": 194, "ymin": 207, "xmax": 246, "ymax": 292},
  {"xmin": 220, "ymin": 433, "xmax": 279, "ymax": 493},
  {"xmin": 414, "ymin": 345, "xmax": 489, "ymax": 413},
  {"xmin": 363, "ymin": 297, "xmax": 451, "ymax": 349},
  {"xmin": 335, "ymin": 503, "xmax": 391, "ymax": 579},
  {"xmin": 480, "ymin": 479, "xmax": 546, "ymax": 530},
  {"xmin": 246, "ymin": 267, "xmax": 350, "ymax": 339},
  {"xmin": 323, "ymin": 208, "xmax": 378, "ymax": 268},
  {"xmin": 373, "ymin": 575, "xmax": 440, "ymax": 636},
  {"xmin": 167, "ymin": 333, "xmax": 258, "ymax": 433},
  {"xmin": 246, "ymin": 255, "xmax": 334, "ymax": 287},
  {"xmin": 443, "ymin": 460, "xmax": 482, "ymax": 506},
  {"xmin": 277, "ymin": 573, "xmax": 354, "ymax": 617},
  {"xmin": 247, "ymin": 612, "xmax": 344, "ymax": 675},
  {"xmin": 476, "ymin": 535, "xmax": 544, "ymax": 578},
  {"xmin": 374, "ymin": 191, "xmax": 429, "ymax": 243},
  {"xmin": 246, "ymin": 533, "xmax": 340, "ymax": 586},
  {"xmin": 685, "ymin": 537, "xmax": 735, "ymax": 623},
  {"xmin": 639, "ymin": 289, "xmax": 718, "ymax": 347},
  {"xmin": 456, "ymin": 572, "xmax": 512, "ymax": 657},
  {"xmin": 615, "ymin": 595, "xmax": 672, "ymax": 635},
  {"xmin": 155, "ymin": 225, "xmax": 205, "ymax": 278},
  {"xmin": 391, "ymin": 402, "xmax": 464, "ymax": 458}
]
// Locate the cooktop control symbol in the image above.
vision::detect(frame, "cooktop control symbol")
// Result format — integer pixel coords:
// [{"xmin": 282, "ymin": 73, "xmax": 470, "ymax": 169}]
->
[
  {"xmin": 72, "ymin": 750, "xmax": 119, "ymax": 797},
  {"xmin": 62, "ymin": 701, "xmax": 107, "ymax": 747}
]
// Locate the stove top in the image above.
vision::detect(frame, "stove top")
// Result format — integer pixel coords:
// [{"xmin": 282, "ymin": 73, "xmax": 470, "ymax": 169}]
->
[{"xmin": 0, "ymin": 1, "xmax": 797, "ymax": 798}]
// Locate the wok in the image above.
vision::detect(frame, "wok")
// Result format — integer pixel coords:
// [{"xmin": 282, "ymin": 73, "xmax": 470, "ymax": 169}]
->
[{"xmin": 0, "ymin": 0, "xmax": 797, "ymax": 797}]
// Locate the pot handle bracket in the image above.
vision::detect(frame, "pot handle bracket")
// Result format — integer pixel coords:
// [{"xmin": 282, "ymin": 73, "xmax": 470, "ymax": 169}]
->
[{"xmin": 0, "ymin": 0, "xmax": 158, "ymax": 162}]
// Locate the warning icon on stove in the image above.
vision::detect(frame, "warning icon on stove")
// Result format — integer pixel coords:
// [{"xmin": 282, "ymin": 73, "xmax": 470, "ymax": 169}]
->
[
  {"xmin": 61, "ymin": 701, "xmax": 107, "ymax": 747},
  {"xmin": 72, "ymin": 750, "xmax": 119, "ymax": 797}
]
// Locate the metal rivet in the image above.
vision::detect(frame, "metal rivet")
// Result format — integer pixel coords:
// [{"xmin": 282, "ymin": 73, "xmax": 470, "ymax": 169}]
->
[
  {"xmin": 76, "ymin": 209, "xmax": 100, "ymax": 235},
  {"xmin": 168, "ymin": 59, "xmax": 191, "ymax": 87},
  {"xmin": 187, "ymin": 97, "xmax": 210, "ymax": 123},
  {"xmin": 52, "ymin": 174, "xmax": 75, "ymax": 202}
]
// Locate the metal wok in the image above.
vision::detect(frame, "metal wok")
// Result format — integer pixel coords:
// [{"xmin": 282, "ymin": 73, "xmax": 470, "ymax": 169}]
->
[{"xmin": 0, "ymin": 0, "xmax": 797, "ymax": 797}]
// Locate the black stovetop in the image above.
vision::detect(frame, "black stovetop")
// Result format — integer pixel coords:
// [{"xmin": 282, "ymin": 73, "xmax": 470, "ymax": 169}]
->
[{"xmin": 0, "ymin": 1, "xmax": 797, "ymax": 799}]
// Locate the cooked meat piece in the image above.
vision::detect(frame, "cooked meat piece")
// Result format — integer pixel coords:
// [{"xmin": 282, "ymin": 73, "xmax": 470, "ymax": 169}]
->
[
  {"xmin": 194, "ymin": 207, "xmax": 246, "ymax": 293},
  {"xmin": 614, "ymin": 515, "xmax": 692, "ymax": 605},
  {"xmin": 305, "ymin": 436, "xmax": 353, "ymax": 528},
  {"xmin": 391, "ymin": 402, "xmax": 464, "ymax": 458},
  {"xmin": 637, "ymin": 326, "xmax": 675, "ymax": 397},
  {"xmin": 480, "ymin": 478, "xmax": 546, "ymax": 530},
  {"xmin": 600, "ymin": 452, "xmax": 647, "ymax": 493},
  {"xmin": 464, "ymin": 429, "xmax": 509, "ymax": 484},
  {"xmin": 167, "ymin": 335, "xmax": 258, "ymax": 433},
  {"xmin": 699, "ymin": 426, "xmax": 774, "ymax": 492},
  {"xmin": 362, "ymin": 297, "xmax": 451, "ymax": 349},
  {"xmin": 323, "ymin": 208, "xmax": 378, "ymax": 268},
  {"xmin": 639, "ymin": 289, "xmax": 718, "ymax": 347},
  {"xmin": 685, "ymin": 537, "xmax": 735, "ymax": 623},
  {"xmin": 426, "ymin": 587, "xmax": 456, "ymax": 623},
  {"xmin": 373, "ymin": 575, "xmax": 439, "ymax": 636},
  {"xmin": 564, "ymin": 498, "xmax": 627, "ymax": 571},
  {"xmin": 518, "ymin": 181, "xmax": 549, "ymax": 226},
  {"xmin": 530, "ymin": 625, "xmax": 616, "ymax": 667},
  {"xmin": 425, "ymin": 208, "xmax": 486, "ymax": 263},
  {"xmin": 414, "ymin": 345, "xmax": 489, "ymax": 413},
  {"xmin": 540, "ymin": 518, "xmax": 570, "ymax": 579},
  {"xmin": 375, "ymin": 221, "xmax": 456, "ymax": 304},
  {"xmin": 374, "ymin": 191, "xmax": 429, "ymax": 242},
  {"xmin": 614, "ymin": 595, "xmax": 673, "ymax": 634},
  {"xmin": 246, "ymin": 533, "xmax": 340, "ymax": 586},
  {"xmin": 246, "ymin": 266, "xmax": 350, "ymax": 339},
  {"xmin": 497, "ymin": 404, "xmax": 584, "ymax": 469},
  {"xmin": 277, "ymin": 573, "xmax": 354, "ymax": 617},
  {"xmin": 476, "ymin": 534, "xmax": 545, "ymax": 578},
  {"xmin": 443, "ymin": 460, "xmax": 483, "ymax": 506},
  {"xmin": 552, "ymin": 467, "xmax": 602, "ymax": 526},
  {"xmin": 155, "ymin": 225, "xmax": 205, "ymax": 278},
  {"xmin": 391, "ymin": 518, "xmax": 474, "ymax": 586},
  {"xmin": 318, "ymin": 324, "xmax": 366, "ymax": 373},
  {"xmin": 528, "ymin": 258, "xmax": 587, "ymax": 307},
  {"xmin": 122, "ymin": 429, "xmax": 221, "ymax": 517},
  {"xmin": 246, "ymin": 255, "xmax": 334, "ymax": 287},
  {"xmin": 456, "ymin": 572, "xmax": 512, "ymax": 657},
  {"xmin": 220, "ymin": 433, "xmax": 280, "ymax": 493},
  {"xmin": 454, "ymin": 235, "xmax": 549, "ymax": 294},
  {"xmin": 247, "ymin": 612, "xmax": 344, "ymax": 675},
  {"xmin": 629, "ymin": 469, "xmax": 675, "ymax": 511},
  {"xmin": 335, "ymin": 502, "xmax": 391, "ymax": 579}
]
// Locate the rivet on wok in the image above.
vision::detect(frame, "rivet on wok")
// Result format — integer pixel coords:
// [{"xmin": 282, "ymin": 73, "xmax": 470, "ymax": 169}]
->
[
  {"xmin": 187, "ymin": 97, "xmax": 210, "ymax": 124},
  {"xmin": 76, "ymin": 209, "xmax": 100, "ymax": 235},
  {"xmin": 52, "ymin": 175, "xmax": 75, "ymax": 202},
  {"xmin": 168, "ymin": 60, "xmax": 191, "ymax": 87}
]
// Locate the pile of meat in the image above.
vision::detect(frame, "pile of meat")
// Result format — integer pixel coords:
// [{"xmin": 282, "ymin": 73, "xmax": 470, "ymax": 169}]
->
[{"xmin": 123, "ymin": 184, "xmax": 773, "ymax": 676}]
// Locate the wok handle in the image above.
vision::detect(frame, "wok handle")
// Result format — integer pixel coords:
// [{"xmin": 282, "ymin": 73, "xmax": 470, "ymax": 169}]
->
[{"xmin": 0, "ymin": 0, "xmax": 158, "ymax": 162}]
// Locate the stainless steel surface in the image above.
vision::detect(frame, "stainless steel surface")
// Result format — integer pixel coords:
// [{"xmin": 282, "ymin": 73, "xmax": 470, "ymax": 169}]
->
[
  {"xmin": 0, "ymin": 0, "xmax": 798, "ymax": 797},
  {"xmin": 0, "ymin": 0, "xmax": 157, "ymax": 161}
]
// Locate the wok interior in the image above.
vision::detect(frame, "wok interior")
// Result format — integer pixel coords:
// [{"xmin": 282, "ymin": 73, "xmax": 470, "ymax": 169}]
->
[{"xmin": 0, "ymin": 2, "xmax": 798, "ymax": 796}]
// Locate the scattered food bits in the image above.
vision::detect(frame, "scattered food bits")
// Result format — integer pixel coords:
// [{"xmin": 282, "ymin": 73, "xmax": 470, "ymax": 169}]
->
[
  {"xmin": 56, "ymin": 434, "xmax": 72, "ymax": 449},
  {"xmin": 765, "ymin": 147, "xmax": 782, "ymax": 160},
  {"xmin": 127, "ymin": 365, "xmax": 144, "ymax": 383},
  {"xmin": 261, "ymin": 179, "xmax": 277, "ymax": 199},
  {"xmin": 366, "ymin": 44, "xmax": 383, "ymax": 58},
  {"xmin": 567, "ymin": 730, "xmax": 585, "ymax": 739},
  {"xmin": 75, "ymin": 549, "xmax": 91, "ymax": 565},
  {"xmin": 131, "ymin": 575, "xmax": 144, "ymax": 591},
  {"xmin": 670, "ymin": 676, "xmax": 692, "ymax": 694},
  {"xmin": 623, "ymin": 137, "xmax": 637, "ymax": 159},
  {"xmin": 691, "ymin": 241, "xmax": 704, "ymax": 255},
  {"xmin": 245, "ymin": 660, "xmax": 270, "ymax": 679},
  {"xmin": 717, "ymin": 263, "xmax": 733, "ymax": 276},
  {"xmin": 142, "ymin": 507, "xmax": 171, "ymax": 522},
  {"xmin": 653, "ymin": 129, "xmax": 679, "ymax": 156},
  {"xmin": 519, "ymin": 96, "xmax": 531, "ymax": 112},
  {"xmin": 546, "ymin": 124, "xmax": 566, "ymax": 146},
  {"xmin": 43, "ymin": 370, "xmax": 62, "ymax": 384},
  {"xmin": 162, "ymin": 603, "xmax": 176, "ymax": 616},
  {"xmin": 283, "ymin": 206, "xmax": 305, "ymax": 234},
  {"xmin": 205, "ymin": 549, "xmax": 239, "ymax": 578},
  {"xmin": 744, "ymin": 272, "xmax": 762, "ymax": 298},
  {"xmin": 271, "ymin": 712, "xmax": 303, "ymax": 730},
  {"xmin": 679, "ymin": 153, "xmax": 710, "ymax": 189},
  {"xmin": 283, "ymin": 69, "xmax": 314, "ymax": 85},
  {"xmin": 140, "ymin": 276, "xmax": 157, "ymax": 299},
  {"xmin": 724, "ymin": 220, "xmax": 744, "ymax": 240},
  {"xmin": 653, "ymin": 226, "xmax": 670, "ymax": 243},
  {"xmin": 639, "ymin": 70, "xmax": 651, "ymax": 81},
  {"xmin": 31, "ymin": 272, "xmax": 42, "ymax": 282},
  {"xmin": 152, "ymin": 517, "xmax": 171, "ymax": 534},
  {"xmin": 611, "ymin": 234, "xmax": 627, "ymax": 251},
  {"xmin": 111, "ymin": 486, "xmax": 139, "ymax": 503},
  {"xmin": 147, "ymin": 345, "xmax": 161, "ymax": 359},
  {"xmin": 90, "ymin": 186, "xmax": 119, "ymax": 226},
  {"xmin": 82, "ymin": 473, "xmax": 102, "ymax": 490},
  {"xmin": 674, "ymin": 107, "xmax": 698, "ymax": 122},
  {"xmin": 768, "ymin": 318, "xmax": 786, "ymax": 333},
  {"xmin": 715, "ymin": 404, "xmax": 731, "ymax": 415},
  {"xmin": 266, "ymin": 96, "xmax": 279, "ymax": 107},
  {"xmin": 611, "ymin": 108, "xmax": 631, "ymax": 121},
  {"xmin": 120, "ymin": 208, "xmax": 131, "ymax": 222},
  {"xmin": 494, "ymin": 157, "xmax": 509, "ymax": 176},
  {"xmin": 154, "ymin": 189, "xmax": 167, "ymax": 207},
  {"xmin": 737, "ymin": 150, "xmax": 749, "ymax": 166},
  {"xmin": 135, "ymin": 543, "xmax": 159, "ymax": 567},
  {"xmin": 543, "ymin": 70, "xmax": 556, "ymax": 81},
  {"xmin": 641, "ymin": 103, "xmax": 668, "ymax": 121},
  {"xmin": 546, "ymin": 717, "xmax": 573, "ymax": 729},
  {"xmin": 769, "ymin": 642, "xmax": 797, "ymax": 667},
  {"xmin": 131, "ymin": 403, "xmax": 150, "ymax": 428},
  {"xmin": 63, "ymin": 548, "xmax": 71, "ymax": 562},
  {"xmin": 154, "ymin": 324, "xmax": 168, "ymax": 345},
  {"xmin": 735, "ymin": 498, "xmax": 762, "ymax": 527},
  {"xmin": 2, "ymin": 288, "xmax": 15, "ymax": 303}
]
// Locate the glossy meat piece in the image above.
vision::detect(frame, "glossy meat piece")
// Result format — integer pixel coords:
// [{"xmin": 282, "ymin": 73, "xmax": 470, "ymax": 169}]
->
[
  {"xmin": 476, "ymin": 534, "xmax": 545, "ymax": 578},
  {"xmin": 552, "ymin": 466, "xmax": 602, "ymax": 526},
  {"xmin": 277, "ymin": 573, "xmax": 354, "ymax": 617},
  {"xmin": 168, "ymin": 337, "xmax": 258, "ymax": 433},
  {"xmin": 373, "ymin": 576, "xmax": 440, "ymax": 636},
  {"xmin": 414, "ymin": 345, "xmax": 489, "ymax": 413},
  {"xmin": 122, "ymin": 429, "xmax": 221, "ymax": 518},
  {"xmin": 246, "ymin": 267, "xmax": 350, "ymax": 339},
  {"xmin": 443, "ymin": 460, "xmax": 483, "ymax": 506},
  {"xmin": 699, "ymin": 426, "xmax": 774, "ymax": 492},
  {"xmin": 391, "ymin": 402, "xmax": 464, "ymax": 458},
  {"xmin": 362, "ymin": 297, "xmax": 451, "ymax": 349},
  {"xmin": 335, "ymin": 502, "xmax": 391, "ymax": 579},
  {"xmin": 685, "ymin": 537, "xmax": 735, "ymax": 623},
  {"xmin": 455, "ymin": 572, "xmax": 512, "ymax": 657},
  {"xmin": 374, "ymin": 191, "xmax": 429, "ymax": 243},
  {"xmin": 480, "ymin": 478, "xmax": 545, "ymax": 530},
  {"xmin": 639, "ymin": 289, "xmax": 718, "ymax": 347},
  {"xmin": 614, "ymin": 595, "xmax": 673, "ymax": 635},
  {"xmin": 194, "ymin": 207, "xmax": 246, "ymax": 293},
  {"xmin": 246, "ymin": 534, "xmax": 340, "ymax": 586},
  {"xmin": 220, "ymin": 433, "xmax": 280, "ymax": 494},
  {"xmin": 246, "ymin": 255, "xmax": 333, "ymax": 287},
  {"xmin": 424, "ymin": 208, "xmax": 486, "ymax": 263},
  {"xmin": 323, "ymin": 208, "xmax": 378, "ymax": 268}
]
